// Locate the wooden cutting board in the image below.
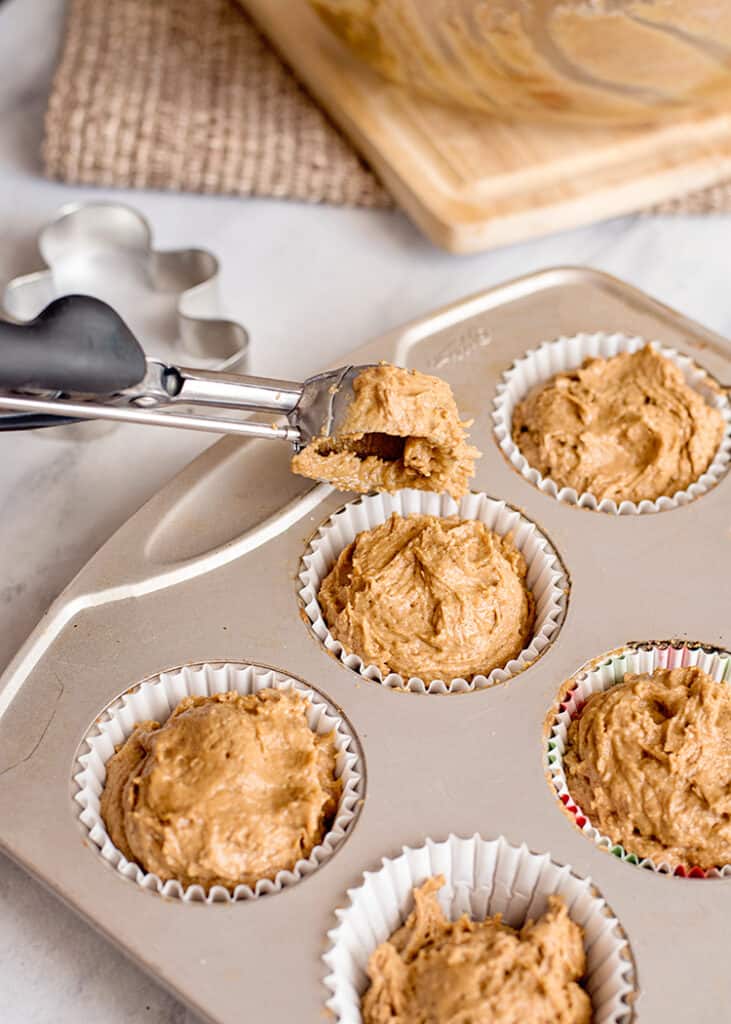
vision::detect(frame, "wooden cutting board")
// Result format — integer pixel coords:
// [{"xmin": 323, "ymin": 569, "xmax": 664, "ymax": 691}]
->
[{"xmin": 240, "ymin": 0, "xmax": 731, "ymax": 253}]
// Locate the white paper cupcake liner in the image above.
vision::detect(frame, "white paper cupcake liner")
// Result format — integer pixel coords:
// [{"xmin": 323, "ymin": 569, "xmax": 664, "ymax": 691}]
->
[
  {"xmin": 298, "ymin": 488, "xmax": 568, "ymax": 694},
  {"xmin": 324, "ymin": 833, "xmax": 636, "ymax": 1024},
  {"xmin": 493, "ymin": 333, "xmax": 731, "ymax": 515},
  {"xmin": 547, "ymin": 641, "xmax": 731, "ymax": 878},
  {"xmin": 73, "ymin": 662, "xmax": 364, "ymax": 902}
]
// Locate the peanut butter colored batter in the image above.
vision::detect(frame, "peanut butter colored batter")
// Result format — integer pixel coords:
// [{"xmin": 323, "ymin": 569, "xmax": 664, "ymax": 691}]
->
[
  {"xmin": 318, "ymin": 512, "xmax": 534, "ymax": 682},
  {"xmin": 100, "ymin": 689, "xmax": 341, "ymax": 890},
  {"xmin": 564, "ymin": 666, "xmax": 731, "ymax": 869},
  {"xmin": 362, "ymin": 876, "xmax": 591, "ymax": 1024},
  {"xmin": 291, "ymin": 365, "xmax": 480, "ymax": 500},
  {"xmin": 512, "ymin": 345, "xmax": 724, "ymax": 504}
]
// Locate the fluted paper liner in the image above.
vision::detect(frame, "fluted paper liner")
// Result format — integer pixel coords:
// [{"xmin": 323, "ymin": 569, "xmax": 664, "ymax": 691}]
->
[
  {"xmin": 547, "ymin": 641, "xmax": 731, "ymax": 877},
  {"xmin": 299, "ymin": 489, "xmax": 568, "ymax": 694},
  {"xmin": 493, "ymin": 333, "xmax": 731, "ymax": 514},
  {"xmin": 73, "ymin": 662, "xmax": 363, "ymax": 902},
  {"xmin": 324, "ymin": 834, "xmax": 636, "ymax": 1023}
]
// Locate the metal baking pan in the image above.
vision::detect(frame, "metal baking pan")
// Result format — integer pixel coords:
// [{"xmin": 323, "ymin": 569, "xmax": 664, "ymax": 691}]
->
[{"xmin": 1, "ymin": 266, "xmax": 730, "ymax": 1023}]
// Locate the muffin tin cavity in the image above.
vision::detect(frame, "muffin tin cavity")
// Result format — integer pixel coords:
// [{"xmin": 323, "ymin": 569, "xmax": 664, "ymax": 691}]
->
[
  {"xmin": 324, "ymin": 834, "xmax": 637, "ymax": 1024},
  {"xmin": 547, "ymin": 641, "xmax": 731, "ymax": 878},
  {"xmin": 493, "ymin": 333, "xmax": 731, "ymax": 515},
  {"xmin": 73, "ymin": 662, "xmax": 364, "ymax": 902},
  {"xmin": 298, "ymin": 488, "xmax": 569, "ymax": 694}
]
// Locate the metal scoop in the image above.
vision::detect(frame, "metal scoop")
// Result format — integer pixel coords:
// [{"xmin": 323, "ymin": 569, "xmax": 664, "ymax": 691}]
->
[{"xmin": 0, "ymin": 295, "xmax": 372, "ymax": 447}]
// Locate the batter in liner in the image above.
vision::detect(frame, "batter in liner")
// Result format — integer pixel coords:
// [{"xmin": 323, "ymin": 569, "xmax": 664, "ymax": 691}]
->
[
  {"xmin": 292, "ymin": 364, "xmax": 481, "ymax": 500},
  {"xmin": 100, "ymin": 688, "xmax": 341, "ymax": 890},
  {"xmin": 512, "ymin": 345, "xmax": 724, "ymax": 504},
  {"xmin": 564, "ymin": 666, "xmax": 731, "ymax": 869},
  {"xmin": 362, "ymin": 875, "xmax": 591, "ymax": 1024},
  {"xmin": 318, "ymin": 512, "xmax": 534, "ymax": 682}
]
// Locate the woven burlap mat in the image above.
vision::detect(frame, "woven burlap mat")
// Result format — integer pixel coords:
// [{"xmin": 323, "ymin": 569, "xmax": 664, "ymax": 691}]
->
[
  {"xmin": 44, "ymin": 0, "xmax": 731, "ymax": 215},
  {"xmin": 44, "ymin": 0, "xmax": 390, "ymax": 207}
]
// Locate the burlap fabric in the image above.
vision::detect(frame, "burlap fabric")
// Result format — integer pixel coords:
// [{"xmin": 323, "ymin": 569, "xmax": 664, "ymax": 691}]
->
[
  {"xmin": 44, "ymin": 0, "xmax": 731, "ymax": 214},
  {"xmin": 44, "ymin": 0, "xmax": 390, "ymax": 207}
]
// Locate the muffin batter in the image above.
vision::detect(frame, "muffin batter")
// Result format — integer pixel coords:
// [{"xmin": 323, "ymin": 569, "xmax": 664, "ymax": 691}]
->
[
  {"xmin": 100, "ymin": 688, "xmax": 341, "ymax": 890},
  {"xmin": 318, "ymin": 512, "xmax": 534, "ymax": 682},
  {"xmin": 292, "ymin": 364, "xmax": 481, "ymax": 500},
  {"xmin": 564, "ymin": 666, "xmax": 731, "ymax": 869},
  {"xmin": 512, "ymin": 345, "xmax": 724, "ymax": 504},
  {"xmin": 362, "ymin": 875, "xmax": 591, "ymax": 1024}
]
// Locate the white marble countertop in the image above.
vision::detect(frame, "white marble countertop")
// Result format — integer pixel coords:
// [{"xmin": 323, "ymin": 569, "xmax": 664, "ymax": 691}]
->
[{"xmin": 2, "ymin": 0, "xmax": 731, "ymax": 1020}]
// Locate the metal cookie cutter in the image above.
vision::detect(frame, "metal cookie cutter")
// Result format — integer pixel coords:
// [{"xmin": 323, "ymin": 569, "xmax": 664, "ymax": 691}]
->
[{"xmin": 1, "ymin": 201, "xmax": 249, "ymax": 436}]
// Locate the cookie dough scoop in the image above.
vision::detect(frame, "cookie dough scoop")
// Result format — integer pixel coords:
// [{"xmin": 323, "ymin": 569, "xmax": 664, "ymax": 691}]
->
[
  {"xmin": 0, "ymin": 293, "xmax": 374, "ymax": 440},
  {"xmin": 0, "ymin": 296, "xmax": 479, "ymax": 497}
]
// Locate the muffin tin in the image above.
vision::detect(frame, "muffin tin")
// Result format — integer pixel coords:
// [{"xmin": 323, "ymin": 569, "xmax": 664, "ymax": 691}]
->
[{"xmin": 1, "ymin": 266, "xmax": 730, "ymax": 1023}]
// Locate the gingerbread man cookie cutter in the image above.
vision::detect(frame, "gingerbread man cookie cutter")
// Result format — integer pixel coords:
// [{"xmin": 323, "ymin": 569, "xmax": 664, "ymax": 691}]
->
[{"xmin": 2, "ymin": 201, "xmax": 249, "ymax": 437}]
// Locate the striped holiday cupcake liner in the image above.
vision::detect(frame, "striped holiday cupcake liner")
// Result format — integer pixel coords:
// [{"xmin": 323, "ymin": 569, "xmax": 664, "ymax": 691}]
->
[{"xmin": 547, "ymin": 640, "xmax": 731, "ymax": 877}]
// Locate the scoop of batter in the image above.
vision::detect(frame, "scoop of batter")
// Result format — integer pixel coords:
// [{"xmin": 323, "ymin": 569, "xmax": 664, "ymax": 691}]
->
[
  {"xmin": 318, "ymin": 512, "xmax": 534, "ymax": 682},
  {"xmin": 512, "ymin": 345, "xmax": 724, "ymax": 504},
  {"xmin": 564, "ymin": 666, "xmax": 731, "ymax": 869},
  {"xmin": 292, "ymin": 364, "xmax": 481, "ymax": 500},
  {"xmin": 100, "ymin": 688, "xmax": 341, "ymax": 890},
  {"xmin": 362, "ymin": 876, "xmax": 591, "ymax": 1024}
]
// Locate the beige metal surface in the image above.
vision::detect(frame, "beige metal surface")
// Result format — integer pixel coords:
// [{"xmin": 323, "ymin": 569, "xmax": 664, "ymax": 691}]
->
[
  {"xmin": 1, "ymin": 267, "xmax": 730, "ymax": 1022},
  {"xmin": 241, "ymin": 0, "xmax": 731, "ymax": 253}
]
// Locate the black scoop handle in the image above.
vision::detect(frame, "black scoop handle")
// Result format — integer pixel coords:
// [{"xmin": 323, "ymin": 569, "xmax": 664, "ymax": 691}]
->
[
  {"xmin": 0, "ymin": 412, "xmax": 81, "ymax": 431},
  {"xmin": 0, "ymin": 295, "xmax": 147, "ymax": 395}
]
